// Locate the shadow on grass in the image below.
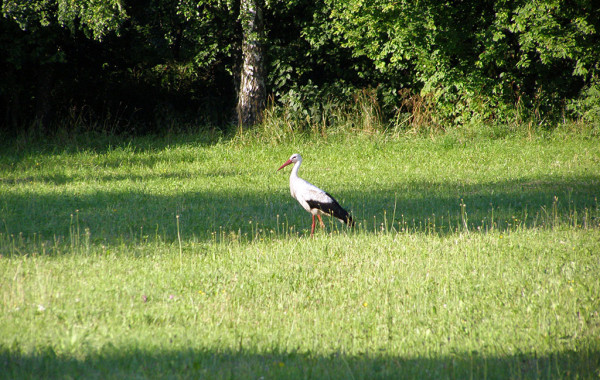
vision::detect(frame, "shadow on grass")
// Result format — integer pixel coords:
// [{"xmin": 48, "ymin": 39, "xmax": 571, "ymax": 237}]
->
[
  {"xmin": 0, "ymin": 132, "xmax": 227, "ymax": 164},
  {"xmin": 1, "ymin": 173, "xmax": 599, "ymax": 249},
  {"xmin": 1, "ymin": 345, "xmax": 599, "ymax": 379}
]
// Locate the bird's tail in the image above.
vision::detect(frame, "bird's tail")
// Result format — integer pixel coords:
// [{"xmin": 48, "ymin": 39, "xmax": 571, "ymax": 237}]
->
[
  {"xmin": 309, "ymin": 192, "xmax": 355, "ymax": 228},
  {"xmin": 328, "ymin": 201, "xmax": 354, "ymax": 227},
  {"xmin": 346, "ymin": 214, "xmax": 355, "ymax": 227},
  {"xmin": 339, "ymin": 213, "xmax": 355, "ymax": 227}
]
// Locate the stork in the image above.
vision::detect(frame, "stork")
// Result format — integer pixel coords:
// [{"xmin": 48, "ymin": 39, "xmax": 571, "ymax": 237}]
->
[{"xmin": 278, "ymin": 153, "xmax": 354, "ymax": 236}]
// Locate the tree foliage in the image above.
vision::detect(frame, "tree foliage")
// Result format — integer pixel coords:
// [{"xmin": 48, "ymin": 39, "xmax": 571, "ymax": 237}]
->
[
  {"xmin": 1, "ymin": 0, "xmax": 599, "ymax": 135},
  {"xmin": 327, "ymin": 0, "xmax": 599, "ymax": 125},
  {"xmin": 2, "ymin": 0, "xmax": 127, "ymax": 40}
]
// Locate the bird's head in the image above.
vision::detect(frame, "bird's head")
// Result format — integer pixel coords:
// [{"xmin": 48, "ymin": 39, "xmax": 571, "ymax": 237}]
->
[{"xmin": 277, "ymin": 153, "xmax": 302, "ymax": 171}]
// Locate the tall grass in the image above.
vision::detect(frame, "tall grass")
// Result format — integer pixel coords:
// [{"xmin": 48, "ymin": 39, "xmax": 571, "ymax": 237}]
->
[{"xmin": 253, "ymin": 88, "xmax": 600, "ymax": 143}]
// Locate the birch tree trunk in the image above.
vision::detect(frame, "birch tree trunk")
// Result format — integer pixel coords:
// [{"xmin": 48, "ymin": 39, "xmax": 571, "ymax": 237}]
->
[{"xmin": 237, "ymin": 0, "xmax": 265, "ymax": 128}]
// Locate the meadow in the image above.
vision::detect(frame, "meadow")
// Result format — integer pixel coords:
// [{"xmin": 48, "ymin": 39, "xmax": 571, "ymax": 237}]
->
[{"xmin": 1, "ymin": 131, "xmax": 599, "ymax": 379}]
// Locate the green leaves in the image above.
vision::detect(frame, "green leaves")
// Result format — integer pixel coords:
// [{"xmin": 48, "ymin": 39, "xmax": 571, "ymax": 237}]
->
[
  {"xmin": 1, "ymin": 0, "xmax": 599, "ymax": 133},
  {"xmin": 2, "ymin": 0, "xmax": 127, "ymax": 40},
  {"xmin": 326, "ymin": 0, "xmax": 600, "ymax": 125}
]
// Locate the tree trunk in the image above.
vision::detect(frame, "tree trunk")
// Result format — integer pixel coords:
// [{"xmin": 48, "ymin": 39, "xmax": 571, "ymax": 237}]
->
[{"xmin": 237, "ymin": 0, "xmax": 265, "ymax": 128}]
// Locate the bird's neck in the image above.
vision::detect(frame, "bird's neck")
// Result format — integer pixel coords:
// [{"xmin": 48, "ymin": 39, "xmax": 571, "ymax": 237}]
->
[{"xmin": 290, "ymin": 160, "xmax": 301, "ymax": 180}]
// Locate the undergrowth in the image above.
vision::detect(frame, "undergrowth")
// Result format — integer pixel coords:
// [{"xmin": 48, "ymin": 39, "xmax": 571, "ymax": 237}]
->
[{"xmin": 241, "ymin": 89, "xmax": 600, "ymax": 144}]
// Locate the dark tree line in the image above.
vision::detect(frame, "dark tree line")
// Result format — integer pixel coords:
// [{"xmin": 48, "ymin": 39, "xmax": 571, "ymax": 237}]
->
[{"xmin": 1, "ymin": 0, "xmax": 599, "ymax": 135}]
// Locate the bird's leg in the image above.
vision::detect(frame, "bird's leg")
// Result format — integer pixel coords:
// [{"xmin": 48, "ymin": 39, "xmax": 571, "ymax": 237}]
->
[
  {"xmin": 317, "ymin": 214, "xmax": 325, "ymax": 228},
  {"xmin": 311, "ymin": 215, "xmax": 316, "ymax": 236}
]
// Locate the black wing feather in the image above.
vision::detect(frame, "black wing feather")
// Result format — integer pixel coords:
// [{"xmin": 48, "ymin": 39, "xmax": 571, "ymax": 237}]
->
[{"xmin": 306, "ymin": 192, "xmax": 355, "ymax": 226}]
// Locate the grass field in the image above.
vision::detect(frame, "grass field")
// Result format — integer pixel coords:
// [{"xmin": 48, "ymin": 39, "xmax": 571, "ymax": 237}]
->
[{"xmin": 1, "ymin": 132, "xmax": 599, "ymax": 379}]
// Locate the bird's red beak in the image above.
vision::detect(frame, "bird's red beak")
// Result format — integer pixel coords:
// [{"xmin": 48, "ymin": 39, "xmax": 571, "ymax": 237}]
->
[{"xmin": 277, "ymin": 159, "xmax": 293, "ymax": 171}]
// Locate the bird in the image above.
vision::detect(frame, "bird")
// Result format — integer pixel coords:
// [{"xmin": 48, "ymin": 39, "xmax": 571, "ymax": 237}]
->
[{"xmin": 278, "ymin": 153, "xmax": 354, "ymax": 236}]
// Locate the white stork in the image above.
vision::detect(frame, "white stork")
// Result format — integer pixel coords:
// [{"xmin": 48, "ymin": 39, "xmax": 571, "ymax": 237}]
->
[{"xmin": 278, "ymin": 153, "xmax": 354, "ymax": 236}]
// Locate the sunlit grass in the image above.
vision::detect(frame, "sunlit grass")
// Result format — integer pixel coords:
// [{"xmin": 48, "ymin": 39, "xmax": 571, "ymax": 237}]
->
[{"xmin": 1, "ymin": 133, "xmax": 599, "ymax": 378}]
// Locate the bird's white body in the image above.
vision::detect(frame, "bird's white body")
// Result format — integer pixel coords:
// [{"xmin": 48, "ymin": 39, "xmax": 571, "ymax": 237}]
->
[
  {"xmin": 288, "ymin": 160, "xmax": 331, "ymax": 216},
  {"xmin": 278, "ymin": 153, "xmax": 354, "ymax": 235}
]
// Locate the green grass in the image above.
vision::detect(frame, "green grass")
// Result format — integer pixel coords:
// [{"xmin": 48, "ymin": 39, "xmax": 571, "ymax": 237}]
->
[{"xmin": 1, "ymin": 133, "xmax": 599, "ymax": 379}]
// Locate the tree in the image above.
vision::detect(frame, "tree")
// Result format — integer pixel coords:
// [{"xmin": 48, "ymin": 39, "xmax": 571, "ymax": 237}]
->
[
  {"xmin": 2, "ymin": 0, "xmax": 127, "ymax": 40},
  {"xmin": 237, "ymin": 0, "xmax": 265, "ymax": 127},
  {"xmin": 1, "ymin": 0, "xmax": 239, "ymax": 133},
  {"xmin": 327, "ymin": 0, "xmax": 600, "ymax": 124},
  {"xmin": 2, "ymin": 0, "xmax": 598, "ymax": 134},
  {"xmin": 1, "ymin": 0, "xmax": 128, "ymax": 131}
]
